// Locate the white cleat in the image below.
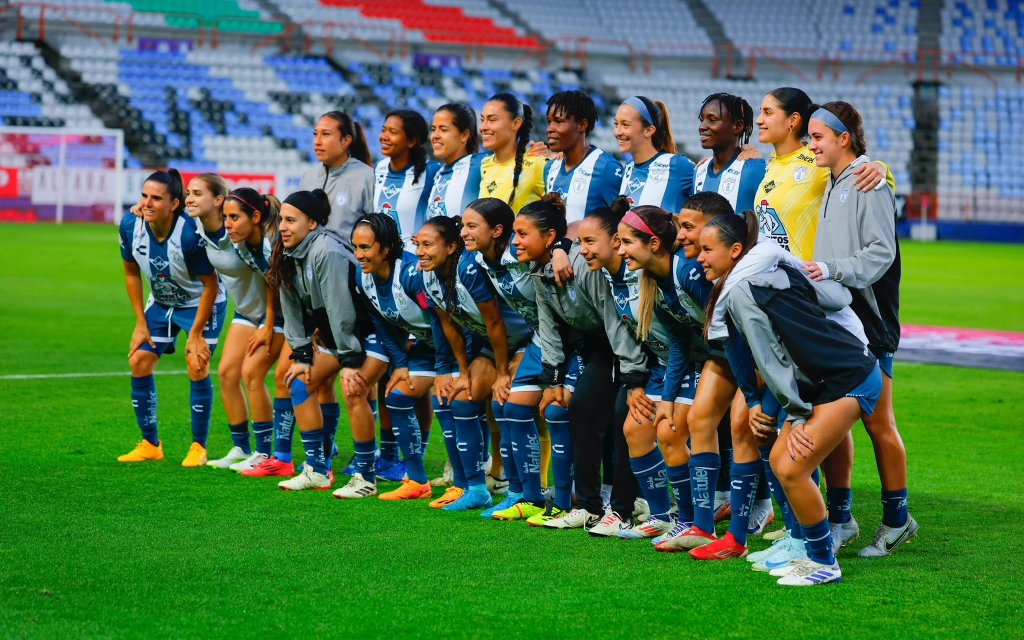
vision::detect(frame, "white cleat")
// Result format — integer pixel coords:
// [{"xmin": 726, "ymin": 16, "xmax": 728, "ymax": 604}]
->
[
  {"xmin": 430, "ymin": 459, "xmax": 454, "ymax": 487},
  {"xmin": 858, "ymin": 517, "xmax": 919, "ymax": 557},
  {"xmin": 774, "ymin": 559, "xmax": 843, "ymax": 586},
  {"xmin": 588, "ymin": 512, "xmax": 632, "ymax": 538},
  {"xmin": 830, "ymin": 516, "xmax": 861, "ymax": 551},
  {"xmin": 752, "ymin": 537, "xmax": 807, "ymax": 572},
  {"xmin": 633, "ymin": 498, "xmax": 651, "ymax": 523},
  {"xmin": 748, "ymin": 531, "xmax": 793, "ymax": 564},
  {"xmin": 543, "ymin": 508, "xmax": 601, "ymax": 530},
  {"xmin": 230, "ymin": 452, "xmax": 268, "ymax": 472},
  {"xmin": 618, "ymin": 517, "xmax": 673, "ymax": 540},
  {"xmin": 747, "ymin": 499, "xmax": 775, "ymax": 535},
  {"xmin": 207, "ymin": 446, "xmax": 250, "ymax": 469},
  {"xmin": 278, "ymin": 464, "xmax": 331, "ymax": 491},
  {"xmin": 652, "ymin": 519, "xmax": 691, "ymax": 546},
  {"xmin": 333, "ymin": 473, "xmax": 378, "ymax": 499}
]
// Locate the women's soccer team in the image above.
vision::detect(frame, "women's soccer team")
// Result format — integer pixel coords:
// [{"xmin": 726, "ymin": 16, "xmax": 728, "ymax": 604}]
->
[{"xmin": 117, "ymin": 86, "xmax": 917, "ymax": 587}]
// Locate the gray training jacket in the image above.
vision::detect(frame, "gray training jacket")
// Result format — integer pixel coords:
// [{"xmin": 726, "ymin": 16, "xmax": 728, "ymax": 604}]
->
[
  {"xmin": 279, "ymin": 227, "xmax": 364, "ymax": 368},
  {"xmin": 300, "ymin": 158, "xmax": 375, "ymax": 262},
  {"xmin": 533, "ymin": 245, "xmax": 647, "ymax": 382}
]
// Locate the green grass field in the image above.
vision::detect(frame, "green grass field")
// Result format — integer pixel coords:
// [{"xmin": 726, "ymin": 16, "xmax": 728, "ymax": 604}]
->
[{"xmin": 2, "ymin": 224, "xmax": 1023, "ymax": 638}]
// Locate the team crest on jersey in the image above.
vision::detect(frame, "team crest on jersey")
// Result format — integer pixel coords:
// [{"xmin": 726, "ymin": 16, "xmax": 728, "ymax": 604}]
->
[
  {"xmin": 754, "ymin": 200, "xmax": 790, "ymax": 252},
  {"xmin": 839, "ymin": 187, "xmax": 850, "ymax": 204},
  {"xmin": 567, "ymin": 285, "xmax": 577, "ymax": 302},
  {"xmin": 792, "ymin": 167, "xmax": 808, "ymax": 183},
  {"xmin": 336, "ymin": 193, "xmax": 348, "ymax": 208},
  {"xmin": 151, "ymin": 256, "xmax": 169, "ymax": 272},
  {"xmin": 572, "ymin": 174, "xmax": 587, "ymax": 194},
  {"xmin": 306, "ymin": 265, "xmax": 313, "ymax": 280},
  {"xmin": 723, "ymin": 178, "xmax": 737, "ymax": 194}
]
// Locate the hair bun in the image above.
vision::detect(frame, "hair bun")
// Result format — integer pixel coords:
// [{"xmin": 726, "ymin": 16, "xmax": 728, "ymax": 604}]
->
[{"xmin": 540, "ymin": 191, "xmax": 566, "ymax": 212}]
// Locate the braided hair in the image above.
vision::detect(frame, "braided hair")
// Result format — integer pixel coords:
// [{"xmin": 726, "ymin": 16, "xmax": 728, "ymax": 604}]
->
[
  {"xmin": 385, "ymin": 109, "xmax": 429, "ymax": 185},
  {"xmin": 320, "ymin": 110, "xmax": 371, "ymax": 165},
  {"xmin": 488, "ymin": 93, "xmax": 533, "ymax": 207},
  {"xmin": 546, "ymin": 90, "xmax": 597, "ymax": 135},
  {"xmin": 700, "ymin": 93, "xmax": 754, "ymax": 147},
  {"xmin": 420, "ymin": 215, "xmax": 465, "ymax": 313}
]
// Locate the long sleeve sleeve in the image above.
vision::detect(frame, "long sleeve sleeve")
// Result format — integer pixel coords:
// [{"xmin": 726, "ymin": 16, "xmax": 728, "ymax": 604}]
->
[
  {"xmin": 315, "ymin": 247, "xmax": 364, "ymax": 368},
  {"xmin": 825, "ymin": 187, "xmax": 897, "ymax": 289},
  {"xmin": 580, "ymin": 267, "xmax": 647, "ymax": 383}
]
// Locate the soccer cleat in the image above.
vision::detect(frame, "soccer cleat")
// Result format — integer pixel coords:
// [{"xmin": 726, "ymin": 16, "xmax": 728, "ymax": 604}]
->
[
  {"xmin": 652, "ymin": 520, "xmax": 691, "ymax": 546},
  {"xmin": 747, "ymin": 499, "xmax": 776, "ymax": 535},
  {"xmin": 117, "ymin": 440, "xmax": 164, "ymax": 463},
  {"xmin": 278, "ymin": 464, "xmax": 331, "ymax": 491},
  {"xmin": 444, "ymin": 488, "xmax": 493, "ymax": 512},
  {"xmin": 378, "ymin": 478, "xmax": 432, "ymax": 501},
  {"xmin": 858, "ymin": 517, "xmax": 918, "ymax": 557},
  {"xmin": 181, "ymin": 443, "xmax": 208, "ymax": 468},
  {"xmin": 689, "ymin": 531, "xmax": 748, "ymax": 560},
  {"xmin": 633, "ymin": 498, "xmax": 651, "ymax": 523},
  {"xmin": 206, "ymin": 446, "xmax": 250, "ymax": 469},
  {"xmin": 486, "ymin": 474, "xmax": 509, "ymax": 495},
  {"xmin": 429, "ymin": 486, "xmax": 464, "ymax": 509},
  {"xmin": 588, "ymin": 512, "xmax": 632, "ymax": 538},
  {"xmin": 763, "ymin": 527, "xmax": 788, "ymax": 541},
  {"xmin": 655, "ymin": 526, "xmax": 716, "ymax": 552},
  {"xmin": 747, "ymin": 531, "xmax": 793, "ymax": 564},
  {"xmin": 617, "ymin": 517, "xmax": 673, "ymax": 540},
  {"xmin": 492, "ymin": 500, "xmax": 544, "ymax": 521},
  {"xmin": 527, "ymin": 504, "xmax": 567, "ymax": 527},
  {"xmin": 773, "ymin": 559, "xmax": 842, "ymax": 586},
  {"xmin": 333, "ymin": 473, "xmax": 377, "ymax": 499},
  {"xmin": 240, "ymin": 456, "xmax": 294, "ymax": 478},
  {"xmin": 713, "ymin": 491, "xmax": 732, "ymax": 523},
  {"xmin": 229, "ymin": 452, "xmax": 268, "ymax": 472},
  {"xmin": 543, "ymin": 508, "xmax": 601, "ymax": 530},
  {"xmin": 430, "ymin": 460, "xmax": 454, "ymax": 487},
  {"xmin": 830, "ymin": 516, "xmax": 861, "ymax": 551},
  {"xmin": 753, "ymin": 538, "xmax": 807, "ymax": 572},
  {"xmin": 481, "ymin": 493, "xmax": 521, "ymax": 519},
  {"xmin": 375, "ymin": 457, "xmax": 407, "ymax": 483}
]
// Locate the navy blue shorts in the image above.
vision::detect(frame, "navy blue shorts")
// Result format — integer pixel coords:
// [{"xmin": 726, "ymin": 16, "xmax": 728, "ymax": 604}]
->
[
  {"xmin": 139, "ymin": 300, "xmax": 227, "ymax": 356},
  {"xmin": 876, "ymin": 351, "xmax": 895, "ymax": 379},
  {"xmin": 511, "ymin": 341, "xmax": 543, "ymax": 393},
  {"xmin": 563, "ymin": 351, "xmax": 584, "ymax": 392},
  {"xmin": 673, "ymin": 361, "xmax": 703, "ymax": 405},
  {"xmin": 847, "ymin": 364, "xmax": 883, "ymax": 417},
  {"xmin": 408, "ymin": 339, "xmax": 440, "ymax": 378},
  {"xmin": 644, "ymin": 364, "xmax": 667, "ymax": 401}
]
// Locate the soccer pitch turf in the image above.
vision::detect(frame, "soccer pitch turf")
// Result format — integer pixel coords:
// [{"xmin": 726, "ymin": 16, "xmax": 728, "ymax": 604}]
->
[{"xmin": 1, "ymin": 224, "xmax": 1022, "ymax": 638}]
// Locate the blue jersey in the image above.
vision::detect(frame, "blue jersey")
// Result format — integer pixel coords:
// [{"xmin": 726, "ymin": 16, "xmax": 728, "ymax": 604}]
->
[
  {"xmin": 119, "ymin": 212, "xmax": 225, "ymax": 308},
  {"xmin": 373, "ymin": 158, "xmax": 441, "ymax": 249},
  {"xmin": 544, "ymin": 146, "xmax": 623, "ymax": 224},
  {"xmin": 656, "ymin": 250, "xmax": 712, "ymax": 329},
  {"xmin": 604, "ymin": 261, "xmax": 673, "ymax": 366},
  {"xmin": 620, "ymin": 152, "xmax": 696, "ymax": 214},
  {"xmin": 473, "ymin": 241, "xmax": 539, "ymax": 332},
  {"xmin": 694, "ymin": 156, "xmax": 767, "ymax": 214},
  {"xmin": 423, "ymin": 251, "xmax": 533, "ymax": 349},
  {"xmin": 427, "ymin": 152, "xmax": 485, "ymax": 219}
]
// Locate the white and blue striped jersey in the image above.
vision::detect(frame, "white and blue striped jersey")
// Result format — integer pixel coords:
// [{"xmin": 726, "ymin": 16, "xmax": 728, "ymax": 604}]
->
[
  {"xmin": 656, "ymin": 249, "xmax": 712, "ymax": 329},
  {"xmin": 373, "ymin": 158, "xmax": 441, "ymax": 249},
  {"xmin": 604, "ymin": 261, "xmax": 673, "ymax": 366},
  {"xmin": 473, "ymin": 241, "xmax": 539, "ymax": 332},
  {"xmin": 620, "ymin": 152, "xmax": 696, "ymax": 213},
  {"xmin": 427, "ymin": 152, "xmax": 485, "ymax": 219},
  {"xmin": 544, "ymin": 146, "xmax": 623, "ymax": 224},
  {"xmin": 359, "ymin": 252, "xmax": 435, "ymax": 344},
  {"xmin": 119, "ymin": 212, "xmax": 225, "ymax": 308},
  {"xmin": 694, "ymin": 156, "xmax": 767, "ymax": 214},
  {"xmin": 423, "ymin": 251, "xmax": 533, "ymax": 350},
  {"xmin": 197, "ymin": 225, "xmax": 271, "ymax": 323}
]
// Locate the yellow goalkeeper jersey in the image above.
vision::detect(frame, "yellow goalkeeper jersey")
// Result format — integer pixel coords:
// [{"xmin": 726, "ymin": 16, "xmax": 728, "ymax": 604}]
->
[{"xmin": 479, "ymin": 153, "xmax": 547, "ymax": 213}]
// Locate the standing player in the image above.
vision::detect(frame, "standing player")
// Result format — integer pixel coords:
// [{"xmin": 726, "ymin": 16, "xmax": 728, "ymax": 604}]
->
[
  {"xmin": 428, "ymin": 103, "xmax": 485, "ymax": 218},
  {"xmin": 615, "ymin": 95, "xmax": 695, "ymax": 213},
  {"xmin": 478, "ymin": 93, "xmax": 547, "ymax": 212},
  {"xmin": 694, "ymin": 93, "xmax": 766, "ymax": 214},
  {"xmin": 117, "ymin": 169, "xmax": 226, "ymax": 466},
  {"xmin": 374, "ymin": 109, "xmax": 439, "ymax": 249}
]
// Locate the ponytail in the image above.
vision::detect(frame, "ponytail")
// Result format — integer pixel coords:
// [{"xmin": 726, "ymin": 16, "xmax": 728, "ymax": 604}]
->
[
  {"xmin": 466, "ymin": 197, "xmax": 515, "ymax": 257},
  {"xmin": 321, "ymin": 110, "xmax": 371, "ymax": 165},
  {"xmin": 518, "ymin": 192, "xmax": 567, "ymax": 246},
  {"xmin": 146, "ymin": 168, "xmax": 185, "ymax": 215},
  {"xmin": 227, "ymin": 187, "xmax": 280, "ymax": 240},
  {"xmin": 768, "ymin": 87, "xmax": 816, "ymax": 139},
  {"xmin": 702, "ymin": 210, "xmax": 759, "ymax": 340},
  {"xmin": 437, "ymin": 103, "xmax": 480, "ymax": 155},
  {"xmin": 619, "ymin": 204, "xmax": 677, "ymax": 341}
]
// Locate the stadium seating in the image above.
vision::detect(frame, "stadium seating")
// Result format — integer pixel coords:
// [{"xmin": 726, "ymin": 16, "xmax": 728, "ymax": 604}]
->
[
  {"xmin": 0, "ymin": 40, "xmax": 105, "ymax": 129},
  {"xmin": 940, "ymin": 0, "xmax": 1023, "ymax": 67}
]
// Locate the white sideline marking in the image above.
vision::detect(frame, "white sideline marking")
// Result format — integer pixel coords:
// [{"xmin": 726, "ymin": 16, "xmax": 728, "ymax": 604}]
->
[{"xmin": 0, "ymin": 370, "xmax": 196, "ymax": 380}]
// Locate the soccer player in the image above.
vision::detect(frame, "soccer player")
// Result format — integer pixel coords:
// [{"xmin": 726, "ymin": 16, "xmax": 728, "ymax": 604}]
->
[
  {"xmin": 117, "ymin": 169, "xmax": 227, "ymax": 466},
  {"xmin": 374, "ymin": 109, "xmax": 440, "ymax": 249},
  {"xmin": 478, "ymin": 93, "xmax": 546, "ymax": 212},
  {"xmin": 268, "ymin": 189, "xmax": 366, "ymax": 491},
  {"xmin": 428, "ymin": 103, "xmax": 485, "ymax": 218},
  {"xmin": 698, "ymin": 211, "xmax": 883, "ymax": 586},
  {"xmin": 805, "ymin": 102, "xmax": 916, "ymax": 556},
  {"xmin": 615, "ymin": 95, "xmax": 696, "ymax": 213},
  {"xmin": 694, "ymin": 93, "xmax": 766, "ymax": 213}
]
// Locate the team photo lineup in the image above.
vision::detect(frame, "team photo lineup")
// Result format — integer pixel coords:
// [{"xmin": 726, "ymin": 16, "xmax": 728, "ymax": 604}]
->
[{"xmin": 117, "ymin": 85, "xmax": 913, "ymax": 589}]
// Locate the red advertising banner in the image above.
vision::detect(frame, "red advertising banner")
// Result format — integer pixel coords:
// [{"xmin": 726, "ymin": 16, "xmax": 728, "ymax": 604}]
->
[
  {"xmin": 180, "ymin": 172, "xmax": 276, "ymax": 194},
  {"xmin": 0, "ymin": 167, "xmax": 18, "ymax": 198}
]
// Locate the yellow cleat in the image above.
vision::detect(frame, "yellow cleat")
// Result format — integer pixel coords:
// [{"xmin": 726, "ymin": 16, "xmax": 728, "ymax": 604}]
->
[
  {"xmin": 378, "ymin": 479, "xmax": 432, "ymax": 501},
  {"xmin": 429, "ymin": 486, "xmax": 464, "ymax": 509},
  {"xmin": 181, "ymin": 442, "xmax": 208, "ymax": 468},
  {"xmin": 117, "ymin": 440, "xmax": 164, "ymax": 463}
]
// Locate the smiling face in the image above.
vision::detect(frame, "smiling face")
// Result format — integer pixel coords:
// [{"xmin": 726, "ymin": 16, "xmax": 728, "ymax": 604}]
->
[
  {"xmin": 613, "ymin": 103, "xmax": 653, "ymax": 156},
  {"xmin": 675, "ymin": 209, "xmax": 708, "ymax": 260},
  {"xmin": 480, "ymin": 100, "xmax": 520, "ymax": 154},
  {"xmin": 313, "ymin": 116, "xmax": 351, "ymax": 168},
  {"xmin": 511, "ymin": 216, "xmax": 552, "ymax": 263},
  {"xmin": 756, "ymin": 94, "xmax": 797, "ymax": 146},
  {"xmin": 616, "ymin": 222, "xmax": 659, "ymax": 272},
  {"xmin": 546, "ymin": 105, "xmax": 585, "ymax": 154},
  {"xmin": 184, "ymin": 178, "xmax": 221, "ymax": 219},
  {"xmin": 415, "ymin": 223, "xmax": 456, "ymax": 273},
  {"xmin": 697, "ymin": 225, "xmax": 742, "ymax": 281},
  {"xmin": 807, "ymin": 118, "xmax": 852, "ymax": 170},
  {"xmin": 577, "ymin": 217, "xmax": 619, "ymax": 272},
  {"xmin": 278, "ymin": 203, "xmax": 317, "ymax": 249},
  {"xmin": 139, "ymin": 180, "xmax": 177, "ymax": 225},
  {"xmin": 351, "ymin": 224, "xmax": 387, "ymax": 275},
  {"xmin": 223, "ymin": 198, "xmax": 259, "ymax": 244},
  {"xmin": 380, "ymin": 115, "xmax": 414, "ymax": 161},
  {"xmin": 431, "ymin": 109, "xmax": 470, "ymax": 165},
  {"xmin": 460, "ymin": 207, "xmax": 501, "ymax": 255},
  {"xmin": 698, "ymin": 99, "xmax": 741, "ymax": 151}
]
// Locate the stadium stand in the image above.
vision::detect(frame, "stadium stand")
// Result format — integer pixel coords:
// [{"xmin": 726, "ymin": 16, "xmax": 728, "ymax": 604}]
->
[{"xmin": 941, "ymin": 0, "xmax": 1023, "ymax": 67}]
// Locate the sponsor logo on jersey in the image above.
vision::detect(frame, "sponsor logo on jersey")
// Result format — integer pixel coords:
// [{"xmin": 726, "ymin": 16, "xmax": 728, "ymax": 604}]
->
[
  {"xmin": 797, "ymin": 153, "xmax": 815, "ymax": 164},
  {"xmin": 484, "ymin": 180, "xmax": 498, "ymax": 194},
  {"xmin": 763, "ymin": 180, "xmax": 777, "ymax": 194},
  {"xmin": 381, "ymin": 183, "xmax": 402, "ymax": 199}
]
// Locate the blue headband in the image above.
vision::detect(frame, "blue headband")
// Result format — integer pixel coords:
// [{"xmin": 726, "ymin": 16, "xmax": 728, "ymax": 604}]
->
[
  {"xmin": 810, "ymin": 108, "xmax": 849, "ymax": 135},
  {"xmin": 623, "ymin": 96, "xmax": 657, "ymax": 127}
]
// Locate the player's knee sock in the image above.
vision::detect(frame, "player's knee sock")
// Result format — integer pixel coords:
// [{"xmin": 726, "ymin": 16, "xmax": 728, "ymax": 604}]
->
[
  {"xmin": 629, "ymin": 448, "xmax": 671, "ymax": 522},
  {"xmin": 379, "ymin": 424, "xmax": 399, "ymax": 462},
  {"xmin": 272, "ymin": 397, "xmax": 294, "ymax": 463},
  {"xmin": 252, "ymin": 421, "xmax": 273, "ymax": 456},
  {"xmin": 189, "ymin": 377, "xmax": 213, "ymax": 447},
  {"xmin": 803, "ymin": 517, "xmax": 835, "ymax": 565},
  {"xmin": 433, "ymin": 396, "xmax": 466, "ymax": 489},
  {"xmin": 754, "ymin": 466, "xmax": 771, "ymax": 500},
  {"xmin": 385, "ymin": 391, "xmax": 426, "ymax": 484},
  {"xmin": 689, "ymin": 452, "xmax": 720, "ymax": 534},
  {"xmin": 299, "ymin": 428, "xmax": 327, "ymax": 476},
  {"xmin": 228, "ymin": 421, "xmax": 251, "ymax": 454},
  {"xmin": 728, "ymin": 460, "xmax": 762, "ymax": 546},
  {"xmin": 452, "ymin": 400, "xmax": 485, "ymax": 487},
  {"xmin": 827, "ymin": 487, "xmax": 853, "ymax": 524},
  {"xmin": 321, "ymin": 402, "xmax": 340, "ymax": 471},
  {"xmin": 130, "ymin": 375, "xmax": 159, "ymax": 446},
  {"xmin": 353, "ymin": 438, "xmax": 376, "ymax": 483},
  {"xmin": 717, "ymin": 422, "xmax": 733, "ymax": 495},
  {"xmin": 543, "ymin": 403, "xmax": 573, "ymax": 510},
  {"xmin": 490, "ymin": 400, "xmax": 522, "ymax": 493},
  {"xmin": 762, "ymin": 445, "xmax": 801, "ymax": 538},
  {"xmin": 503, "ymin": 402, "xmax": 542, "ymax": 503},
  {"xmin": 666, "ymin": 463, "xmax": 694, "ymax": 524},
  {"xmin": 881, "ymin": 488, "xmax": 909, "ymax": 528}
]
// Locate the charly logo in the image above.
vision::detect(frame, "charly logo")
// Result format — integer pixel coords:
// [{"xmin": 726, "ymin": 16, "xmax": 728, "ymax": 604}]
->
[
  {"xmin": 839, "ymin": 187, "xmax": 850, "ymax": 204},
  {"xmin": 793, "ymin": 166, "xmax": 808, "ymax": 183},
  {"xmin": 763, "ymin": 180, "xmax": 777, "ymax": 193}
]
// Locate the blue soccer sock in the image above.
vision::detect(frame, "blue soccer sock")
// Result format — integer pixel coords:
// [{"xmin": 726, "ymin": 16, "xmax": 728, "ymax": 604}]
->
[
  {"xmin": 761, "ymin": 445, "xmax": 802, "ymax": 538},
  {"xmin": 490, "ymin": 400, "xmax": 522, "ymax": 494},
  {"xmin": 130, "ymin": 375, "xmax": 159, "ymax": 446},
  {"xmin": 452, "ymin": 399, "xmax": 486, "ymax": 486},
  {"xmin": 728, "ymin": 460, "xmax": 762, "ymax": 546},
  {"xmin": 881, "ymin": 488, "xmax": 909, "ymax": 528},
  {"xmin": 299, "ymin": 428, "xmax": 327, "ymax": 475},
  {"xmin": 252, "ymin": 421, "xmax": 273, "ymax": 456},
  {"xmin": 666, "ymin": 463, "xmax": 694, "ymax": 524},
  {"xmin": 353, "ymin": 438, "xmax": 376, "ymax": 483},
  {"xmin": 543, "ymin": 403, "xmax": 573, "ymax": 510},
  {"xmin": 368, "ymin": 398, "xmax": 378, "ymax": 421},
  {"xmin": 755, "ymin": 466, "xmax": 771, "ymax": 500},
  {"xmin": 379, "ymin": 422, "xmax": 400, "ymax": 462},
  {"xmin": 228, "ymin": 421, "xmax": 251, "ymax": 454},
  {"xmin": 503, "ymin": 402, "xmax": 543, "ymax": 503},
  {"xmin": 272, "ymin": 397, "xmax": 294, "ymax": 463},
  {"xmin": 385, "ymin": 391, "xmax": 426, "ymax": 484},
  {"xmin": 803, "ymin": 517, "xmax": 835, "ymax": 565},
  {"xmin": 629, "ymin": 448, "xmax": 672, "ymax": 522},
  {"xmin": 479, "ymin": 413, "xmax": 491, "ymax": 452},
  {"xmin": 189, "ymin": 377, "xmax": 213, "ymax": 446},
  {"xmin": 433, "ymin": 396, "xmax": 467, "ymax": 489},
  {"xmin": 827, "ymin": 487, "xmax": 853, "ymax": 524},
  {"xmin": 689, "ymin": 452, "xmax": 721, "ymax": 534},
  {"xmin": 321, "ymin": 402, "xmax": 340, "ymax": 471}
]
